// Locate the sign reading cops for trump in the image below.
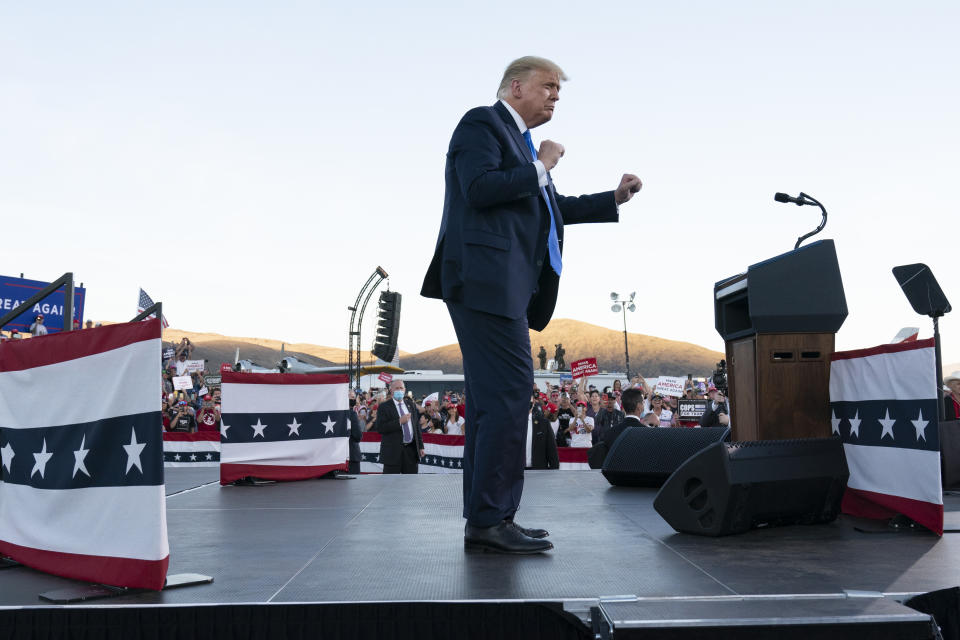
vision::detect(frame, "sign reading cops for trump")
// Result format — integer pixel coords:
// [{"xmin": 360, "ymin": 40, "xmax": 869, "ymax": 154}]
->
[
  {"xmin": 0, "ymin": 275, "xmax": 85, "ymax": 334},
  {"xmin": 678, "ymin": 399, "xmax": 708, "ymax": 420}
]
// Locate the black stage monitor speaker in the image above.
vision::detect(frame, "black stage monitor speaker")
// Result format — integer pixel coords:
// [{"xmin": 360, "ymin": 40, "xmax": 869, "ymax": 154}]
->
[
  {"xmin": 602, "ymin": 427, "xmax": 730, "ymax": 487},
  {"xmin": 654, "ymin": 437, "xmax": 848, "ymax": 536}
]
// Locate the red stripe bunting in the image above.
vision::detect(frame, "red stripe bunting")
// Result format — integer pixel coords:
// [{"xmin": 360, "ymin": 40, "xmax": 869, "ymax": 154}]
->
[
  {"xmin": 0, "ymin": 539, "xmax": 169, "ymax": 591},
  {"xmin": 220, "ymin": 462, "xmax": 348, "ymax": 485},
  {"xmin": 0, "ymin": 318, "xmax": 160, "ymax": 372},
  {"xmin": 163, "ymin": 432, "xmax": 221, "ymax": 442},
  {"xmin": 842, "ymin": 487, "xmax": 944, "ymax": 536},
  {"xmin": 831, "ymin": 337, "xmax": 936, "ymax": 362},
  {"xmin": 221, "ymin": 371, "xmax": 349, "ymax": 385}
]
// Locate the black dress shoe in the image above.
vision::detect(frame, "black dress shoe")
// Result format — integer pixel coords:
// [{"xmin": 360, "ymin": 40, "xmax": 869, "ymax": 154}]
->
[
  {"xmin": 506, "ymin": 520, "xmax": 549, "ymax": 539},
  {"xmin": 464, "ymin": 520, "xmax": 554, "ymax": 554}
]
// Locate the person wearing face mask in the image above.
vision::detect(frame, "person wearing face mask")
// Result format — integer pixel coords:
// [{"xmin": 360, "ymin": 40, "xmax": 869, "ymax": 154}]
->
[
  {"xmin": 347, "ymin": 389, "xmax": 364, "ymax": 474},
  {"xmin": 374, "ymin": 380, "xmax": 425, "ymax": 474}
]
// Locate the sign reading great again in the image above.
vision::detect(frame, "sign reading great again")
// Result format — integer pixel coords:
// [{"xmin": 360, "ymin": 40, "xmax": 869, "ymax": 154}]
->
[{"xmin": 0, "ymin": 275, "xmax": 86, "ymax": 334}]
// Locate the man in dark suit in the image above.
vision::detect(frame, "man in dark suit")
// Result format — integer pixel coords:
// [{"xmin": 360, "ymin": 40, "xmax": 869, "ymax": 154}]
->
[
  {"xmin": 374, "ymin": 380, "xmax": 424, "ymax": 474},
  {"xmin": 529, "ymin": 397, "xmax": 559, "ymax": 470},
  {"xmin": 347, "ymin": 389, "xmax": 363, "ymax": 474},
  {"xmin": 589, "ymin": 388, "xmax": 647, "ymax": 469},
  {"xmin": 421, "ymin": 56, "xmax": 642, "ymax": 554}
]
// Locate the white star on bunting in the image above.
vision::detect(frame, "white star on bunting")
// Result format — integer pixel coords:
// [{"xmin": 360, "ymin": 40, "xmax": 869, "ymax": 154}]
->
[
  {"xmin": 189, "ymin": 454, "xmax": 197, "ymax": 461},
  {"xmin": 31, "ymin": 438, "xmax": 53, "ymax": 479},
  {"xmin": 205, "ymin": 453, "xmax": 213, "ymax": 460},
  {"xmin": 831, "ymin": 411, "xmax": 842, "ymax": 436},
  {"xmin": 911, "ymin": 409, "xmax": 929, "ymax": 442},
  {"xmin": 251, "ymin": 419, "xmax": 267, "ymax": 438},
  {"xmin": 288, "ymin": 417, "xmax": 302, "ymax": 436},
  {"xmin": 73, "ymin": 435, "xmax": 91, "ymax": 478},
  {"xmin": 220, "ymin": 421, "xmax": 231, "ymax": 438},
  {"xmin": 849, "ymin": 411, "xmax": 861, "ymax": 438},
  {"xmin": 174, "ymin": 453, "xmax": 182, "ymax": 461},
  {"xmin": 123, "ymin": 428, "xmax": 147, "ymax": 474},
  {"xmin": 878, "ymin": 409, "xmax": 897, "ymax": 440},
  {"xmin": 322, "ymin": 416, "xmax": 336, "ymax": 434},
  {"xmin": 1, "ymin": 442, "xmax": 14, "ymax": 473}
]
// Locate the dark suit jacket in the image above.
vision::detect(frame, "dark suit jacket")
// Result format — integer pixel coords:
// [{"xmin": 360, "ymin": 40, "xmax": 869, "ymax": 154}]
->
[
  {"xmin": 348, "ymin": 409, "xmax": 363, "ymax": 464},
  {"xmin": 420, "ymin": 101, "xmax": 619, "ymax": 331},
  {"xmin": 530, "ymin": 411, "xmax": 559, "ymax": 470},
  {"xmin": 374, "ymin": 398, "xmax": 423, "ymax": 467}
]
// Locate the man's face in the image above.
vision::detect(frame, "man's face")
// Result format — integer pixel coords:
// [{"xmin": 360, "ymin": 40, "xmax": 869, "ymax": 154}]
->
[
  {"xmin": 605, "ymin": 395, "xmax": 615, "ymax": 409},
  {"xmin": 948, "ymin": 380, "xmax": 960, "ymax": 395},
  {"xmin": 511, "ymin": 68, "xmax": 561, "ymax": 129},
  {"xmin": 390, "ymin": 381, "xmax": 405, "ymax": 396}
]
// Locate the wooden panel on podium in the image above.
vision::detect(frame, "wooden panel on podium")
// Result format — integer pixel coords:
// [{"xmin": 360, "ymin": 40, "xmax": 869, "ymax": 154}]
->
[
  {"xmin": 727, "ymin": 338, "xmax": 758, "ymax": 441},
  {"xmin": 727, "ymin": 333, "xmax": 834, "ymax": 441}
]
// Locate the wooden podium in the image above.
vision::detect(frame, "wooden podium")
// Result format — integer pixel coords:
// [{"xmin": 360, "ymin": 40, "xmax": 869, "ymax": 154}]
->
[{"xmin": 714, "ymin": 240, "xmax": 848, "ymax": 441}]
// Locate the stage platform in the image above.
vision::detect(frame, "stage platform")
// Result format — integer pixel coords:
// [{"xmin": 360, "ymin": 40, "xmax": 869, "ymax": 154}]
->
[{"xmin": 1, "ymin": 469, "xmax": 958, "ymax": 638}]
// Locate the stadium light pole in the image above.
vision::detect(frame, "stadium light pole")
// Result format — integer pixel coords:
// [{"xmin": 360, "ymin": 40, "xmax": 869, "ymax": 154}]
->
[{"xmin": 610, "ymin": 292, "xmax": 637, "ymax": 380}]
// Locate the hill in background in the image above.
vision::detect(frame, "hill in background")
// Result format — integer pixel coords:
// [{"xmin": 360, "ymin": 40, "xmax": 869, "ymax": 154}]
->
[
  {"xmin": 402, "ymin": 318, "xmax": 724, "ymax": 376},
  {"xmin": 155, "ymin": 319, "xmax": 722, "ymax": 376}
]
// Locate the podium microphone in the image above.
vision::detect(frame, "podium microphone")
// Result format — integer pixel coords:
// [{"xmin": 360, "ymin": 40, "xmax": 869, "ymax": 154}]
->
[
  {"xmin": 774, "ymin": 192, "xmax": 810, "ymax": 206},
  {"xmin": 773, "ymin": 191, "xmax": 828, "ymax": 249}
]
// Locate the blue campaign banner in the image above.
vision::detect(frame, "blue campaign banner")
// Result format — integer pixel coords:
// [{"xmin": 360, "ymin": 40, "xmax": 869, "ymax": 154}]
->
[{"xmin": 0, "ymin": 275, "xmax": 86, "ymax": 334}]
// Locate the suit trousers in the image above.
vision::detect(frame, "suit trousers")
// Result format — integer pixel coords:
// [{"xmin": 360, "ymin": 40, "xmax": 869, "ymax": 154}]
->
[
  {"xmin": 383, "ymin": 444, "xmax": 419, "ymax": 474},
  {"xmin": 447, "ymin": 301, "xmax": 533, "ymax": 527}
]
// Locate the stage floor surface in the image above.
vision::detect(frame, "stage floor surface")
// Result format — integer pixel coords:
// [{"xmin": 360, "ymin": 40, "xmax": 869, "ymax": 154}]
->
[{"xmin": 2, "ymin": 469, "xmax": 959, "ymax": 607}]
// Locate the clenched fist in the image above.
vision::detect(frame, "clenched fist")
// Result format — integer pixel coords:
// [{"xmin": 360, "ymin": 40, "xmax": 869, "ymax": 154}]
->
[
  {"xmin": 538, "ymin": 140, "xmax": 565, "ymax": 171},
  {"xmin": 614, "ymin": 174, "xmax": 642, "ymax": 205}
]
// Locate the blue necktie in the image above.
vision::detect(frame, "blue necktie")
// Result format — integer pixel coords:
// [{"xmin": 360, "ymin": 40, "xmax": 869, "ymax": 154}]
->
[{"xmin": 522, "ymin": 130, "xmax": 562, "ymax": 276}]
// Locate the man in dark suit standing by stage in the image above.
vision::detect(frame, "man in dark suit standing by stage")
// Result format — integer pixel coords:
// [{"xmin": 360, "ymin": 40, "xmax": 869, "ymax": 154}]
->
[
  {"xmin": 375, "ymin": 380, "xmax": 424, "ymax": 474},
  {"xmin": 421, "ymin": 56, "xmax": 642, "ymax": 554}
]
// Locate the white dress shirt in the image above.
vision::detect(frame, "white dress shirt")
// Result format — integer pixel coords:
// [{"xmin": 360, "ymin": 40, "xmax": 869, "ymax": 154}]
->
[{"xmin": 499, "ymin": 99, "xmax": 549, "ymax": 187}]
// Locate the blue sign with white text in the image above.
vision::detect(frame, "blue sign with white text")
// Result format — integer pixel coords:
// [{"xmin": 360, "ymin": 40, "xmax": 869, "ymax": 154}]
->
[{"xmin": 0, "ymin": 275, "xmax": 86, "ymax": 334}]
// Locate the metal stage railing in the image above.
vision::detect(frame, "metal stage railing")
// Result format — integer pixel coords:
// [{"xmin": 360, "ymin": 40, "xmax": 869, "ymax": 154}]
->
[{"xmin": 347, "ymin": 266, "xmax": 388, "ymax": 388}]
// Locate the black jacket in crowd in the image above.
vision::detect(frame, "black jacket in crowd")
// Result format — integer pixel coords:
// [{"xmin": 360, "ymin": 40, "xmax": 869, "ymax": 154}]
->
[
  {"xmin": 592, "ymin": 407, "xmax": 625, "ymax": 445},
  {"xmin": 348, "ymin": 408, "xmax": 363, "ymax": 464},
  {"xmin": 530, "ymin": 409, "xmax": 559, "ymax": 470},
  {"xmin": 699, "ymin": 400, "xmax": 730, "ymax": 428}
]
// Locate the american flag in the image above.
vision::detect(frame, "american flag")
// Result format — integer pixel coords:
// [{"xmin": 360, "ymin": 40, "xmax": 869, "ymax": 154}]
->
[
  {"xmin": 0, "ymin": 318, "xmax": 169, "ymax": 589},
  {"xmin": 137, "ymin": 288, "xmax": 169, "ymax": 328},
  {"xmin": 829, "ymin": 338, "xmax": 943, "ymax": 535},
  {"xmin": 219, "ymin": 372, "xmax": 350, "ymax": 484}
]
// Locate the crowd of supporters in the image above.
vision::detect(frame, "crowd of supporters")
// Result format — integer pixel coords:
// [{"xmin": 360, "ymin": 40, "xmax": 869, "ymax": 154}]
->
[
  {"xmin": 160, "ymin": 338, "xmax": 222, "ymax": 433},
  {"xmin": 351, "ymin": 373, "xmax": 730, "ymax": 451}
]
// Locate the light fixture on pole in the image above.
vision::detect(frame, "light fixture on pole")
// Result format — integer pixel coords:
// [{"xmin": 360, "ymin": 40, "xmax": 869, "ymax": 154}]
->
[{"xmin": 611, "ymin": 291, "xmax": 637, "ymax": 379}]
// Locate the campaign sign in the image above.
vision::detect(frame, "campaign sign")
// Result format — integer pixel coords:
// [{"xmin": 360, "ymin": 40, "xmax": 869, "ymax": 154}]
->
[
  {"xmin": 220, "ymin": 363, "xmax": 233, "ymax": 374},
  {"xmin": 203, "ymin": 375, "xmax": 222, "ymax": 388},
  {"xmin": 172, "ymin": 375, "xmax": 193, "ymax": 391},
  {"xmin": 162, "ymin": 347, "xmax": 175, "ymax": 360},
  {"xmin": 655, "ymin": 376, "xmax": 686, "ymax": 397},
  {"xmin": 0, "ymin": 275, "xmax": 85, "ymax": 334},
  {"xmin": 570, "ymin": 357, "xmax": 598, "ymax": 379},
  {"xmin": 184, "ymin": 359, "xmax": 205, "ymax": 373},
  {"xmin": 677, "ymin": 399, "xmax": 708, "ymax": 420},
  {"xmin": 378, "ymin": 372, "xmax": 393, "ymax": 384}
]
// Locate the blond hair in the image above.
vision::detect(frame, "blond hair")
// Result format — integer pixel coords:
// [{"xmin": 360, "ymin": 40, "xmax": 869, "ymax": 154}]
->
[{"xmin": 496, "ymin": 56, "xmax": 568, "ymax": 99}]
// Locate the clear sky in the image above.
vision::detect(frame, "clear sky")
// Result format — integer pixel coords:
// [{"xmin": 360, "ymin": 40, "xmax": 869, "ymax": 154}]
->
[{"xmin": 2, "ymin": 2, "xmax": 958, "ymax": 369}]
